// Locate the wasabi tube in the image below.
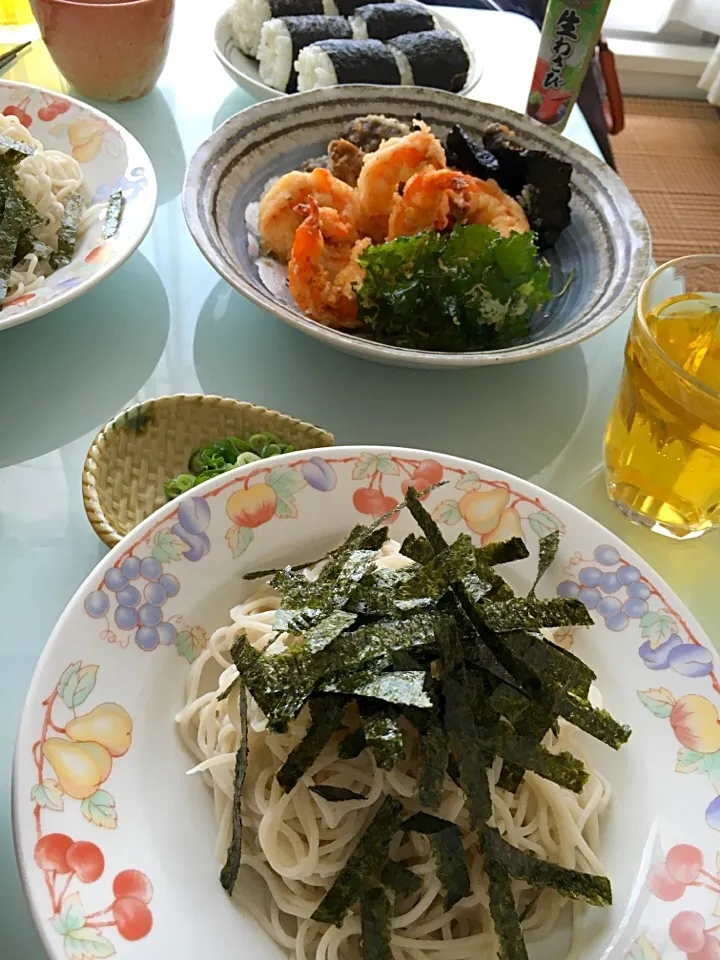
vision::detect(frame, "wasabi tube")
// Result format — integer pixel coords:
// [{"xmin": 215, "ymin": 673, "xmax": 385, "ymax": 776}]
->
[{"xmin": 527, "ymin": 0, "xmax": 611, "ymax": 131}]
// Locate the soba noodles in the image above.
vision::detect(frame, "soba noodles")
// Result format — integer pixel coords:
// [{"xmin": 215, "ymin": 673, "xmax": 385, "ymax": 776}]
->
[
  {"xmin": 0, "ymin": 114, "xmax": 98, "ymax": 302},
  {"xmin": 177, "ymin": 541, "xmax": 611, "ymax": 960}
]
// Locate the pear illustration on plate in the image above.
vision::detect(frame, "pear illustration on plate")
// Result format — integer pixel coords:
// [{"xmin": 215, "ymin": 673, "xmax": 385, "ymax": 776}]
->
[
  {"xmin": 42, "ymin": 739, "xmax": 113, "ymax": 800},
  {"xmin": 66, "ymin": 702, "xmax": 133, "ymax": 758},
  {"xmin": 458, "ymin": 488, "xmax": 509, "ymax": 535}
]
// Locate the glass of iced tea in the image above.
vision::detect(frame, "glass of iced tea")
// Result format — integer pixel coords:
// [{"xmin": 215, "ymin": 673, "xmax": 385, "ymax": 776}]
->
[{"xmin": 604, "ymin": 254, "xmax": 720, "ymax": 540}]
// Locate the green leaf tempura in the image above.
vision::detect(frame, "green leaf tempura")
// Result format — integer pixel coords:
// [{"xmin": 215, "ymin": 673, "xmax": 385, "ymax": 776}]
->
[{"xmin": 356, "ymin": 224, "xmax": 555, "ymax": 351}]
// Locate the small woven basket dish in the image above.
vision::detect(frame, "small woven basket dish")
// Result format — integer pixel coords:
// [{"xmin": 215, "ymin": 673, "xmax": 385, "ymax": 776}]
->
[{"xmin": 82, "ymin": 394, "xmax": 335, "ymax": 547}]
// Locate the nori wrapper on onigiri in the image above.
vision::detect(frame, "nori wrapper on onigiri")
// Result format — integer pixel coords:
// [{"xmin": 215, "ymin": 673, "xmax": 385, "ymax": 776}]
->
[{"xmin": 389, "ymin": 30, "xmax": 469, "ymax": 92}]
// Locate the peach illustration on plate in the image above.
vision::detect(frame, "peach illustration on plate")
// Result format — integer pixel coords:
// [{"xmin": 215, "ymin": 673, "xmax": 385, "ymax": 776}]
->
[
  {"xmin": 66, "ymin": 703, "xmax": 133, "ymax": 757},
  {"xmin": 227, "ymin": 484, "xmax": 277, "ymax": 527},
  {"xmin": 458, "ymin": 488, "xmax": 509, "ymax": 535},
  {"xmin": 670, "ymin": 695, "xmax": 720, "ymax": 754},
  {"xmin": 42, "ymin": 739, "xmax": 113, "ymax": 800}
]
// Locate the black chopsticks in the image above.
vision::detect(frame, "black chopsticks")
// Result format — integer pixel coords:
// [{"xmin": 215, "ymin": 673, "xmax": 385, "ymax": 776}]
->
[{"xmin": 0, "ymin": 41, "xmax": 32, "ymax": 75}]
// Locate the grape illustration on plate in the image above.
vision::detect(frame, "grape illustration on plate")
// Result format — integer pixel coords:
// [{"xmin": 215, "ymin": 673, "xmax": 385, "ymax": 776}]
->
[
  {"xmin": 593, "ymin": 545, "xmax": 620, "ymax": 566},
  {"xmin": 85, "ymin": 591, "xmax": 110, "ymax": 619},
  {"xmin": 617, "ymin": 563, "xmax": 641, "ymax": 585},
  {"xmin": 135, "ymin": 626, "xmax": 160, "ymax": 651},
  {"xmin": 557, "ymin": 544, "xmax": 710, "ymax": 682},
  {"xmin": 597, "ymin": 597, "xmax": 622, "ymax": 619},
  {"xmin": 578, "ymin": 587, "xmax": 601, "ymax": 609},
  {"xmin": 557, "ymin": 580, "xmax": 579, "ymax": 599},
  {"xmin": 139, "ymin": 557, "xmax": 162, "ymax": 582},
  {"xmin": 144, "ymin": 582, "xmax": 167, "ymax": 606},
  {"xmin": 138, "ymin": 603, "xmax": 162, "ymax": 627},
  {"xmin": 86, "ymin": 539, "xmax": 186, "ymax": 655},
  {"xmin": 598, "ymin": 572, "xmax": 620, "ymax": 594},
  {"xmin": 115, "ymin": 605, "xmax": 138, "ymax": 630},
  {"xmin": 116, "ymin": 585, "xmax": 141, "ymax": 608},
  {"xmin": 156, "ymin": 622, "xmax": 177, "ymax": 646},
  {"xmin": 605, "ymin": 612, "xmax": 629, "ymax": 632},
  {"xmin": 623, "ymin": 597, "xmax": 648, "ymax": 618},
  {"xmin": 104, "ymin": 567, "xmax": 128, "ymax": 592},
  {"xmin": 121, "ymin": 556, "xmax": 141, "ymax": 580},
  {"xmin": 578, "ymin": 566, "xmax": 602, "ymax": 588},
  {"xmin": 159, "ymin": 573, "xmax": 179, "ymax": 597}
]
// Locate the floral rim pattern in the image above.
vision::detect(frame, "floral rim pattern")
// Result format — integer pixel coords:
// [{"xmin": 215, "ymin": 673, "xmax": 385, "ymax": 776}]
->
[{"xmin": 21, "ymin": 450, "xmax": 719, "ymax": 958}]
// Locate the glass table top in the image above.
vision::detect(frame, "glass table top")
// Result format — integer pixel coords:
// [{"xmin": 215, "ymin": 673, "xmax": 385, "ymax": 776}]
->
[{"xmin": 0, "ymin": 4, "xmax": 716, "ymax": 956}]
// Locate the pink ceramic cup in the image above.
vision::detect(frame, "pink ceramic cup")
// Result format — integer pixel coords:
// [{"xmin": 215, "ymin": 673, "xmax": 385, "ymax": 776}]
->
[{"xmin": 30, "ymin": 0, "xmax": 175, "ymax": 102}]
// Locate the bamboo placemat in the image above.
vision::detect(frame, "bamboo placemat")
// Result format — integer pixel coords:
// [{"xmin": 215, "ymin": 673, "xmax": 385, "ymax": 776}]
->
[{"xmin": 612, "ymin": 97, "xmax": 720, "ymax": 263}]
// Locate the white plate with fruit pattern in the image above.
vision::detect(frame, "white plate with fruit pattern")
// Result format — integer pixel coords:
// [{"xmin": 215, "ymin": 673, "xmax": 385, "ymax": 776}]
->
[
  {"xmin": 12, "ymin": 447, "xmax": 719, "ymax": 960},
  {"xmin": 0, "ymin": 80, "xmax": 156, "ymax": 332}
]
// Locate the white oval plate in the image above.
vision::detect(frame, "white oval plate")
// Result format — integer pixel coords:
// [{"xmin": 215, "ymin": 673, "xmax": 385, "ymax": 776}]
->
[
  {"xmin": 213, "ymin": 6, "xmax": 481, "ymax": 101},
  {"xmin": 13, "ymin": 446, "xmax": 717, "ymax": 960},
  {"xmin": 0, "ymin": 80, "xmax": 156, "ymax": 332}
]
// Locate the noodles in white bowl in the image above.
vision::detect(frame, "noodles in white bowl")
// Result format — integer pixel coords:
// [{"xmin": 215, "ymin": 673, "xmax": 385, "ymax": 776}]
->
[
  {"xmin": 0, "ymin": 114, "xmax": 103, "ymax": 304},
  {"xmin": 177, "ymin": 539, "xmax": 613, "ymax": 960}
]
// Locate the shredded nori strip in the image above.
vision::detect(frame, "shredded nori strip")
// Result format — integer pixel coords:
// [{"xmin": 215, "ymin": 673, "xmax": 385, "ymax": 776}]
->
[
  {"xmin": 321, "ymin": 670, "xmax": 432, "ymax": 709},
  {"xmin": 305, "ymin": 610, "xmax": 358, "ymax": 654},
  {"xmin": 557, "ymin": 691, "xmax": 632, "ymax": 749},
  {"xmin": 220, "ymin": 685, "xmax": 248, "ymax": 895},
  {"xmin": 360, "ymin": 710, "xmax": 405, "ymax": 770},
  {"xmin": 528, "ymin": 531, "xmax": 560, "ymax": 597},
  {"xmin": 329, "ymin": 614, "xmax": 436, "ymax": 672},
  {"xmin": 435, "ymin": 616, "xmax": 492, "ymax": 828},
  {"xmin": 503, "ymin": 629, "xmax": 594, "ymax": 699},
  {"xmin": 277, "ymin": 696, "xmax": 347, "ymax": 792},
  {"xmin": 361, "ymin": 886, "xmax": 392, "ymax": 960},
  {"xmin": 483, "ymin": 827, "xmax": 612, "ymax": 906},
  {"xmin": 339, "ymin": 726, "xmax": 367, "ymax": 759},
  {"xmin": 0, "ymin": 133, "xmax": 33, "ymax": 164},
  {"xmin": 311, "ymin": 785, "xmax": 366, "ymax": 802},
  {"xmin": 49, "ymin": 192, "xmax": 84, "ymax": 271},
  {"xmin": 312, "ymin": 795, "xmax": 404, "ymax": 925},
  {"xmin": 399, "ymin": 534, "xmax": 476, "ymax": 599},
  {"xmin": 0, "ymin": 174, "xmax": 23, "ymax": 301},
  {"xmin": 487, "ymin": 725, "xmax": 588, "ymax": 793},
  {"xmin": 418, "ymin": 716, "xmax": 449, "ymax": 810},
  {"xmin": 231, "ymin": 634, "xmax": 314, "ymax": 731},
  {"xmin": 480, "ymin": 597, "xmax": 593, "ymax": 632},
  {"xmin": 477, "ymin": 537, "xmax": 529, "ymax": 567},
  {"xmin": 102, "ymin": 189, "xmax": 124, "ymax": 239},
  {"xmin": 217, "ymin": 676, "xmax": 240, "ymax": 702},
  {"xmin": 483, "ymin": 845, "xmax": 529, "ymax": 960},
  {"xmin": 488, "ymin": 684, "xmax": 533, "ymax": 725},
  {"xmin": 400, "ymin": 533, "xmax": 433, "ymax": 565},
  {"xmin": 402, "ymin": 813, "xmax": 470, "ymax": 909},
  {"xmin": 13, "ymin": 230, "xmax": 51, "ymax": 266},
  {"xmin": 381, "ymin": 860, "xmax": 422, "ymax": 895}
]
